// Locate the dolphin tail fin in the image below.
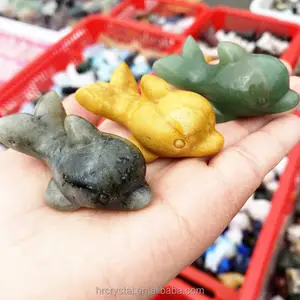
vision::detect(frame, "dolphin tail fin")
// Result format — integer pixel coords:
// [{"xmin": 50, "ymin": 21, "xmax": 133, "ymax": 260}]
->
[
  {"xmin": 109, "ymin": 62, "xmax": 139, "ymax": 94},
  {"xmin": 75, "ymin": 63, "xmax": 141, "ymax": 125},
  {"xmin": 153, "ymin": 36, "xmax": 207, "ymax": 89},
  {"xmin": 0, "ymin": 91, "xmax": 66, "ymax": 159}
]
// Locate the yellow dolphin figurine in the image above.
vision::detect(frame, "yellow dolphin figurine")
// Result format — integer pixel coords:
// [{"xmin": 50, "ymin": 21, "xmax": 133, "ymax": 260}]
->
[{"xmin": 75, "ymin": 62, "xmax": 224, "ymax": 163}]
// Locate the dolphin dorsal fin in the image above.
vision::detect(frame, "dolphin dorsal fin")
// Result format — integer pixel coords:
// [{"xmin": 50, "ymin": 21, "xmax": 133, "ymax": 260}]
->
[
  {"xmin": 34, "ymin": 91, "xmax": 66, "ymax": 125},
  {"xmin": 181, "ymin": 36, "xmax": 206, "ymax": 63},
  {"xmin": 109, "ymin": 62, "xmax": 138, "ymax": 94},
  {"xmin": 152, "ymin": 36, "xmax": 207, "ymax": 89},
  {"xmin": 217, "ymin": 42, "xmax": 247, "ymax": 65},
  {"xmin": 65, "ymin": 115, "xmax": 99, "ymax": 145}
]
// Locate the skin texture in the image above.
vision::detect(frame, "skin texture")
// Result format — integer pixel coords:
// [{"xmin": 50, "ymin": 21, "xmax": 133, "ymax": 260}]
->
[
  {"xmin": 0, "ymin": 91, "xmax": 151, "ymax": 211},
  {"xmin": 75, "ymin": 62, "xmax": 224, "ymax": 163},
  {"xmin": 0, "ymin": 65, "xmax": 299, "ymax": 300},
  {"xmin": 153, "ymin": 36, "xmax": 300, "ymax": 123}
]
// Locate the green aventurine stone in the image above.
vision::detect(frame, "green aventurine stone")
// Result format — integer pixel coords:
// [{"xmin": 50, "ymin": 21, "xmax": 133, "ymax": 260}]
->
[{"xmin": 152, "ymin": 36, "xmax": 300, "ymax": 123}]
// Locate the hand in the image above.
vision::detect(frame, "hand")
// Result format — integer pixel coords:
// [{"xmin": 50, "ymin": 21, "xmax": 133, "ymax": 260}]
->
[{"xmin": 0, "ymin": 73, "xmax": 300, "ymax": 300}]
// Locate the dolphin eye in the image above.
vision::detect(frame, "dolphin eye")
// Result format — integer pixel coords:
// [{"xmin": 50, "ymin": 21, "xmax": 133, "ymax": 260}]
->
[
  {"xmin": 99, "ymin": 193, "xmax": 110, "ymax": 205},
  {"xmin": 256, "ymin": 97, "xmax": 268, "ymax": 106},
  {"xmin": 86, "ymin": 185, "xmax": 95, "ymax": 191},
  {"xmin": 173, "ymin": 139, "xmax": 186, "ymax": 149},
  {"xmin": 8, "ymin": 139, "xmax": 16, "ymax": 146}
]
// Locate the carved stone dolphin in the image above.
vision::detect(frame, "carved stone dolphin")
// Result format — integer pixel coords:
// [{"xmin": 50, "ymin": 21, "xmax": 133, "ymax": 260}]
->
[
  {"xmin": 0, "ymin": 91, "xmax": 152, "ymax": 211},
  {"xmin": 153, "ymin": 36, "xmax": 300, "ymax": 123}
]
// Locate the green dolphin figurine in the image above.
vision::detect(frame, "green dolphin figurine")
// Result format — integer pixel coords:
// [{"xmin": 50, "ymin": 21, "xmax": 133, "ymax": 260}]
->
[{"xmin": 152, "ymin": 36, "xmax": 299, "ymax": 123}]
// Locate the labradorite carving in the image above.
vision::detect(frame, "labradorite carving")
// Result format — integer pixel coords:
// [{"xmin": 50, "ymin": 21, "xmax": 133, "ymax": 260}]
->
[{"xmin": 0, "ymin": 91, "xmax": 152, "ymax": 211}]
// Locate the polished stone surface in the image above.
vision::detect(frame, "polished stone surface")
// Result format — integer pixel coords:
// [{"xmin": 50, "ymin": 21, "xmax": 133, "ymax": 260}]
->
[
  {"xmin": 153, "ymin": 36, "xmax": 299, "ymax": 123},
  {"xmin": 75, "ymin": 62, "xmax": 224, "ymax": 163},
  {"xmin": 0, "ymin": 91, "xmax": 151, "ymax": 211}
]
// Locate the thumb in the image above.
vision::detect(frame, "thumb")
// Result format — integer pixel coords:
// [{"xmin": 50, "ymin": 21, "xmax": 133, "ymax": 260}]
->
[{"xmin": 62, "ymin": 94, "xmax": 102, "ymax": 125}]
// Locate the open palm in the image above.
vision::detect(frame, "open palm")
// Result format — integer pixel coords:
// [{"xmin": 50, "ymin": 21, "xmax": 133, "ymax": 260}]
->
[{"xmin": 1, "ymin": 75, "xmax": 300, "ymax": 300}]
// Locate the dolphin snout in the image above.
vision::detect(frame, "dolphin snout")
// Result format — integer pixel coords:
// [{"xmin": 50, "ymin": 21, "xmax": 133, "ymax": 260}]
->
[
  {"xmin": 124, "ymin": 184, "xmax": 152, "ymax": 210},
  {"xmin": 275, "ymin": 89, "xmax": 300, "ymax": 113}
]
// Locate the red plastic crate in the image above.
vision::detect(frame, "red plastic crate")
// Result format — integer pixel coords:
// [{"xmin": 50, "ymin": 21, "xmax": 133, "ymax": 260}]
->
[
  {"xmin": 187, "ymin": 6, "xmax": 300, "ymax": 69},
  {"xmin": 241, "ymin": 142, "xmax": 300, "ymax": 300},
  {"xmin": 0, "ymin": 14, "xmax": 183, "ymax": 117},
  {"xmin": 111, "ymin": 0, "xmax": 209, "ymax": 37}
]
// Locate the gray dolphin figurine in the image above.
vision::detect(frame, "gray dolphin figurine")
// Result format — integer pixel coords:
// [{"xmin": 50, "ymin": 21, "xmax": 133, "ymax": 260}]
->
[
  {"xmin": 153, "ymin": 36, "xmax": 299, "ymax": 123},
  {"xmin": 0, "ymin": 91, "xmax": 152, "ymax": 211}
]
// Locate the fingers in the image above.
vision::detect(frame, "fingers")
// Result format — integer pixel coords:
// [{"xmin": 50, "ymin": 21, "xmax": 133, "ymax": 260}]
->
[
  {"xmin": 209, "ymin": 113, "xmax": 300, "ymax": 208},
  {"xmin": 216, "ymin": 115, "xmax": 277, "ymax": 148},
  {"xmin": 98, "ymin": 115, "xmax": 278, "ymax": 183},
  {"xmin": 98, "ymin": 118, "xmax": 130, "ymax": 139},
  {"xmin": 182, "ymin": 114, "xmax": 300, "ymax": 241},
  {"xmin": 98, "ymin": 114, "xmax": 276, "ymax": 154},
  {"xmin": 141, "ymin": 113, "xmax": 300, "ymax": 279},
  {"xmin": 97, "ymin": 114, "xmax": 292, "ymax": 183},
  {"xmin": 62, "ymin": 94, "xmax": 102, "ymax": 125},
  {"xmin": 290, "ymin": 76, "xmax": 300, "ymax": 93}
]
